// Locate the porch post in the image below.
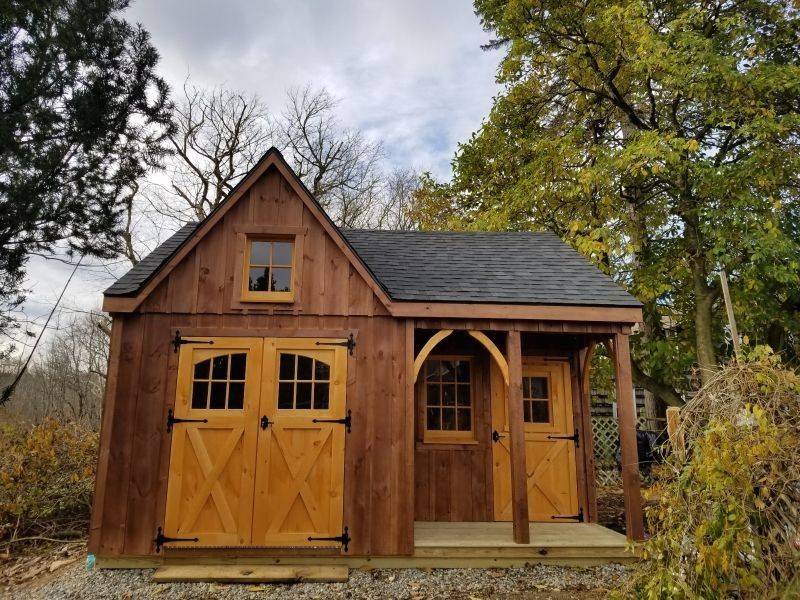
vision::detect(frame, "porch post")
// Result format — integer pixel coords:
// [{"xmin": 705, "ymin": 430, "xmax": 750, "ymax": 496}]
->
[
  {"xmin": 612, "ymin": 332, "xmax": 645, "ymax": 541},
  {"xmin": 506, "ymin": 330, "xmax": 530, "ymax": 544}
]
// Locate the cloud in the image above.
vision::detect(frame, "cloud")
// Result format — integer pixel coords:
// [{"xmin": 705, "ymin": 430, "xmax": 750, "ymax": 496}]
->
[{"xmin": 12, "ymin": 0, "xmax": 501, "ymax": 350}]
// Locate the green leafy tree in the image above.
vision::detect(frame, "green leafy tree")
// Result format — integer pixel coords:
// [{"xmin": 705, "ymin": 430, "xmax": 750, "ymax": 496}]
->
[
  {"xmin": 0, "ymin": 0, "xmax": 173, "ymax": 333},
  {"xmin": 414, "ymin": 0, "xmax": 800, "ymax": 403}
]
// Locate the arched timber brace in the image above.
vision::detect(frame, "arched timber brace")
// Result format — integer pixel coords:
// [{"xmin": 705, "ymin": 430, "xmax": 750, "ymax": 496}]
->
[
  {"xmin": 467, "ymin": 331, "xmax": 509, "ymax": 385},
  {"xmin": 413, "ymin": 329, "xmax": 453, "ymax": 381},
  {"xmin": 412, "ymin": 329, "xmax": 511, "ymax": 385}
]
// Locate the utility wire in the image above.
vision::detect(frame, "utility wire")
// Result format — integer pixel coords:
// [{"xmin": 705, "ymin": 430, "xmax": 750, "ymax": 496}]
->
[{"xmin": 1, "ymin": 256, "xmax": 84, "ymax": 405}]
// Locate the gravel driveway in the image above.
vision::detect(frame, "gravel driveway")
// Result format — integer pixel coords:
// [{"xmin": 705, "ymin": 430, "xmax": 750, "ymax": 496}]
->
[{"xmin": 7, "ymin": 562, "xmax": 631, "ymax": 599}]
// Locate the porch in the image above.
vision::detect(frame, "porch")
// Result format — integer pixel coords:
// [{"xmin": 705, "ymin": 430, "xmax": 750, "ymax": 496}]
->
[
  {"xmin": 108, "ymin": 521, "xmax": 635, "ymax": 571},
  {"xmin": 413, "ymin": 521, "xmax": 636, "ymax": 566}
]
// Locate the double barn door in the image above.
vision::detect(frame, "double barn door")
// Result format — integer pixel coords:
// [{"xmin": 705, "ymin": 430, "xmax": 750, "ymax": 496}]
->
[{"xmin": 163, "ymin": 337, "xmax": 347, "ymax": 548}]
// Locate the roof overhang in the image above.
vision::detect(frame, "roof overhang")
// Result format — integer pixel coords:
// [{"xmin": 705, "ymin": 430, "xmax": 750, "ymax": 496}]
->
[{"xmin": 387, "ymin": 301, "xmax": 643, "ymax": 324}]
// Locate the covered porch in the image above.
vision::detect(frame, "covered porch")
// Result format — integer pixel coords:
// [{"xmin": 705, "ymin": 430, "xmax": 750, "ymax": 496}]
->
[{"xmin": 407, "ymin": 316, "xmax": 645, "ymax": 547}]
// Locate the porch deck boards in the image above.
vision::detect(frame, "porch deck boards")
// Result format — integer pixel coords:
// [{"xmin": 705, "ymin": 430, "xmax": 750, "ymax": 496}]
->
[
  {"xmin": 415, "ymin": 521, "xmax": 626, "ymax": 548},
  {"xmin": 413, "ymin": 521, "xmax": 636, "ymax": 563}
]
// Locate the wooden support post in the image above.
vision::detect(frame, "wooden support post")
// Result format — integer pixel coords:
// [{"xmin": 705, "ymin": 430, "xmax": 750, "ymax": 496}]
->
[
  {"xmin": 506, "ymin": 330, "xmax": 530, "ymax": 544},
  {"xmin": 612, "ymin": 333, "xmax": 645, "ymax": 541},
  {"xmin": 403, "ymin": 320, "xmax": 416, "ymax": 553},
  {"xmin": 577, "ymin": 342, "xmax": 598, "ymax": 522}
]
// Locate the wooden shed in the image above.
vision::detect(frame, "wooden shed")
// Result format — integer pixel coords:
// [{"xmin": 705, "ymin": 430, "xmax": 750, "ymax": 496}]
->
[{"xmin": 89, "ymin": 148, "xmax": 644, "ymax": 570}]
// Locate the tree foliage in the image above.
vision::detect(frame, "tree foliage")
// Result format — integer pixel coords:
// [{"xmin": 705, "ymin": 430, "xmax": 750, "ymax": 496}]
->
[
  {"xmin": 0, "ymin": 0, "xmax": 173, "ymax": 328},
  {"xmin": 414, "ymin": 0, "xmax": 800, "ymax": 402},
  {"xmin": 624, "ymin": 353, "xmax": 800, "ymax": 598}
]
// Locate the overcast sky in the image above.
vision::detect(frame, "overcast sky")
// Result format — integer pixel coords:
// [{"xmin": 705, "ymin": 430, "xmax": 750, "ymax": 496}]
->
[{"xmin": 9, "ymin": 0, "xmax": 500, "ymax": 355}]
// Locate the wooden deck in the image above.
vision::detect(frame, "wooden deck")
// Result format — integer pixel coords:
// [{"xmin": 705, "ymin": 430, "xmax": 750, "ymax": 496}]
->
[
  {"xmin": 98, "ymin": 522, "xmax": 636, "ymax": 570},
  {"xmin": 412, "ymin": 521, "xmax": 636, "ymax": 566}
]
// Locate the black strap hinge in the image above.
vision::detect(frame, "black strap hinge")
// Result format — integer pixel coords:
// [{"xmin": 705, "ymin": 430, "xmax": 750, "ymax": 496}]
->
[
  {"xmin": 172, "ymin": 330, "xmax": 214, "ymax": 353},
  {"xmin": 154, "ymin": 526, "xmax": 198, "ymax": 552},
  {"xmin": 308, "ymin": 526, "xmax": 351, "ymax": 552},
  {"xmin": 551, "ymin": 507, "xmax": 584, "ymax": 522},
  {"xmin": 547, "ymin": 428, "xmax": 579, "ymax": 446},
  {"xmin": 166, "ymin": 408, "xmax": 208, "ymax": 433},
  {"xmin": 315, "ymin": 333, "xmax": 355, "ymax": 355},
  {"xmin": 312, "ymin": 409, "xmax": 352, "ymax": 433}
]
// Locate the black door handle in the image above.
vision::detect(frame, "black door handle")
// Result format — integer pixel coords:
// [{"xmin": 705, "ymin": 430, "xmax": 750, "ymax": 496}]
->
[
  {"xmin": 492, "ymin": 430, "xmax": 506, "ymax": 443},
  {"xmin": 260, "ymin": 415, "xmax": 271, "ymax": 430}
]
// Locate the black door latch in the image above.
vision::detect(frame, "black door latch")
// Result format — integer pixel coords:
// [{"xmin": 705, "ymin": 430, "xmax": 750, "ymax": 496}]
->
[
  {"xmin": 546, "ymin": 429, "xmax": 579, "ymax": 446},
  {"xmin": 308, "ymin": 526, "xmax": 351, "ymax": 552},
  {"xmin": 312, "ymin": 409, "xmax": 352, "ymax": 433},
  {"xmin": 260, "ymin": 415, "xmax": 271, "ymax": 430},
  {"xmin": 166, "ymin": 408, "xmax": 208, "ymax": 433},
  {"xmin": 154, "ymin": 526, "xmax": 199, "ymax": 552},
  {"xmin": 492, "ymin": 429, "xmax": 506, "ymax": 443}
]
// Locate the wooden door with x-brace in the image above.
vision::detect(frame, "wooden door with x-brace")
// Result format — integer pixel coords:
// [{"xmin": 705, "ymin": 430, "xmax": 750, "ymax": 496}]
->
[
  {"xmin": 491, "ymin": 361, "xmax": 580, "ymax": 522},
  {"xmin": 163, "ymin": 338, "xmax": 262, "ymax": 546},
  {"xmin": 252, "ymin": 338, "xmax": 347, "ymax": 547},
  {"xmin": 163, "ymin": 337, "xmax": 347, "ymax": 548}
]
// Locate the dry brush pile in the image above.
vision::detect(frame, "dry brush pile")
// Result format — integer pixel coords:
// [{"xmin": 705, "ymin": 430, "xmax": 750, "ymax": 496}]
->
[
  {"xmin": 625, "ymin": 352, "xmax": 800, "ymax": 599},
  {"xmin": 0, "ymin": 419, "xmax": 98, "ymax": 553}
]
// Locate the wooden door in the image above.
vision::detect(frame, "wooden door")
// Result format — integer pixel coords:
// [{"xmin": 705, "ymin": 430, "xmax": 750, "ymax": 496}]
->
[
  {"xmin": 491, "ymin": 361, "xmax": 580, "ymax": 522},
  {"xmin": 252, "ymin": 339, "xmax": 347, "ymax": 547},
  {"xmin": 164, "ymin": 338, "xmax": 262, "ymax": 546}
]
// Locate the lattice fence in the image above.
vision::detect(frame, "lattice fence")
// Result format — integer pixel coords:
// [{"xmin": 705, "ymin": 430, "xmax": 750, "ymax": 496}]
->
[{"xmin": 591, "ymin": 415, "xmax": 658, "ymax": 486}]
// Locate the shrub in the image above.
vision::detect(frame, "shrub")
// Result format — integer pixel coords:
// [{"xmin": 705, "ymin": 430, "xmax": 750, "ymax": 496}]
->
[
  {"xmin": 0, "ymin": 419, "xmax": 98, "ymax": 549},
  {"xmin": 625, "ymin": 353, "xmax": 800, "ymax": 599}
]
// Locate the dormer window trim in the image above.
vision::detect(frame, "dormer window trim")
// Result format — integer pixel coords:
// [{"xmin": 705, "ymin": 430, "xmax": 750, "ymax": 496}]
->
[{"xmin": 232, "ymin": 225, "xmax": 306, "ymax": 308}]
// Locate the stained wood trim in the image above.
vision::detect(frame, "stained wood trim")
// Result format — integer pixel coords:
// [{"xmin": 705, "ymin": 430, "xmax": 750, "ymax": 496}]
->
[
  {"xmin": 505, "ymin": 331, "xmax": 530, "ymax": 544},
  {"xmin": 102, "ymin": 150, "xmax": 392, "ymax": 313},
  {"xmin": 389, "ymin": 303, "xmax": 642, "ymax": 324},
  {"xmin": 176, "ymin": 328, "xmax": 358, "ymax": 339},
  {"xmin": 612, "ymin": 333, "xmax": 645, "ymax": 541},
  {"xmin": 233, "ymin": 225, "xmax": 307, "ymax": 235},
  {"xmin": 412, "ymin": 330, "xmax": 453, "ymax": 381},
  {"xmin": 467, "ymin": 331, "xmax": 509, "ymax": 385}
]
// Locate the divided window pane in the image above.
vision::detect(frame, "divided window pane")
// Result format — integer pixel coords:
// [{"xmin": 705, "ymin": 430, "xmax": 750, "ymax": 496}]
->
[
  {"xmin": 424, "ymin": 358, "xmax": 472, "ymax": 434},
  {"xmin": 246, "ymin": 240, "xmax": 293, "ymax": 294},
  {"xmin": 522, "ymin": 375, "xmax": 551, "ymax": 423},
  {"xmin": 276, "ymin": 353, "xmax": 332, "ymax": 410},
  {"xmin": 190, "ymin": 353, "xmax": 248, "ymax": 410}
]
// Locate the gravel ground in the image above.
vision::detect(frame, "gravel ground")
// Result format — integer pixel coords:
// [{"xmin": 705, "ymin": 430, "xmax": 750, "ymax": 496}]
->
[{"xmin": 6, "ymin": 562, "xmax": 632, "ymax": 599}]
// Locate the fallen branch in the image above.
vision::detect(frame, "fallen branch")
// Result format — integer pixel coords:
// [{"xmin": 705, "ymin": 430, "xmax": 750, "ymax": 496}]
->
[{"xmin": 0, "ymin": 536, "xmax": 86, "ymax": 549}]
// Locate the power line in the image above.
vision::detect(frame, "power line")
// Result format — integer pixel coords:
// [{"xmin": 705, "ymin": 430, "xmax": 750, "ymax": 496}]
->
[{"xmin": 1, "ymin": 256, "xmax": 84, "ymax": 405}]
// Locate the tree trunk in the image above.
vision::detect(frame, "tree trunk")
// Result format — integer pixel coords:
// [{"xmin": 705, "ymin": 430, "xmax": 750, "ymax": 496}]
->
[{"xmin": 693, "ymin": 274, "xmax": 718, "ymax": 386}]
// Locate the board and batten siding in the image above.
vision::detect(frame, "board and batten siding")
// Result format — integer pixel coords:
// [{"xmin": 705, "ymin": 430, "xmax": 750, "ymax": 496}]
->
[{"xmin": 89, "ymin": 165, "xmax": 414, "ymax": 557}]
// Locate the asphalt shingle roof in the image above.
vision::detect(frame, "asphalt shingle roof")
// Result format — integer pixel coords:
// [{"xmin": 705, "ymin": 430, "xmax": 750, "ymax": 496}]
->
[
  {"xmin": 105, "ymin": 225, "xmax": 640, "ymax": 307},
  {"xmin": 341, "ymin": 230, "xmax": 640, "ymax": 307},
  {"xmin": 104, "ymin": 222, "xmax": 199, "ymax": 296}
]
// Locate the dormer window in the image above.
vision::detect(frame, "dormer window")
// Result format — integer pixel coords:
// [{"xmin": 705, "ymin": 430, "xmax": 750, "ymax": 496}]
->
[{"xmin": 241, "ymin": 238, "xmax": 295, "ymax": 302}]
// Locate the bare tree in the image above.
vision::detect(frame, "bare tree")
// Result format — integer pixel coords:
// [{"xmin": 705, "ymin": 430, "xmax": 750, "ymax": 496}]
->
[
  {"xmin": 375, "ymin": 167, "xmax": 420, "ymax": 230},
  {"xmin": 0, "ymin": 311, "xmax": 110, "ymax": 427},
  {"xmin": 277, "ymin": 86, "xmax": 384, "ymax": 227},
  {"xmin": 152, "ymin": 82, "xmax": 273, "ymax": 222}
]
